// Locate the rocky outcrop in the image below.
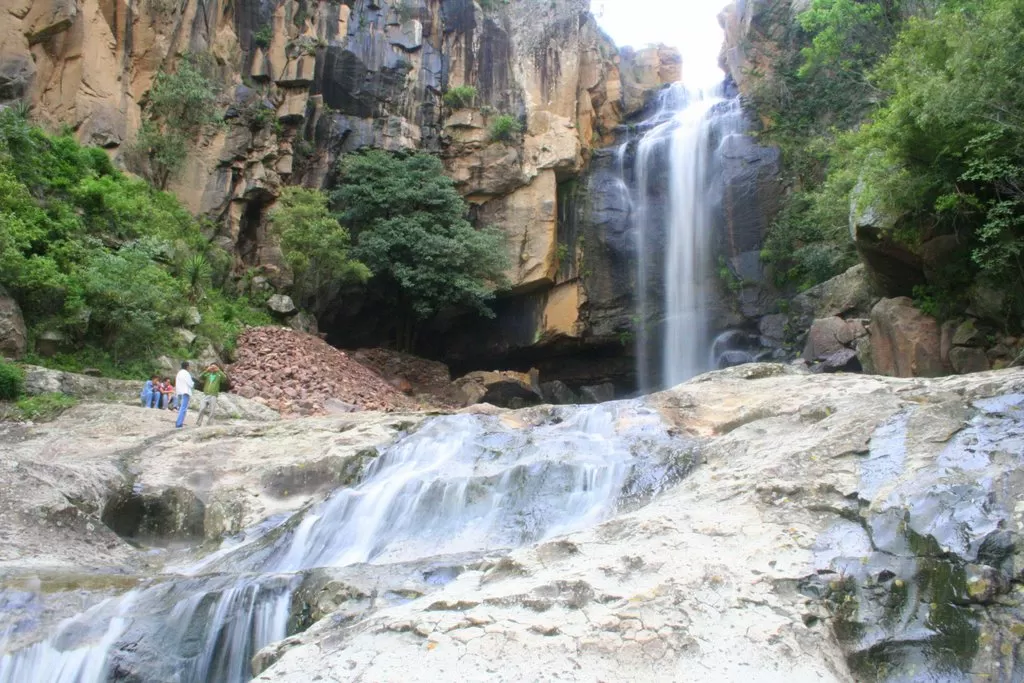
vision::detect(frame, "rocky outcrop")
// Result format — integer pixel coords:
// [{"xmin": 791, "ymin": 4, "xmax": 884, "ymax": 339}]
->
[
  {"xmin": 0, "ymin": 285, "xmax": 27, "ymax": 359},
  {"xmin": 452, "ymin": 369, "xmax": 542, "ymax": 408},
  {"xmin": 249, "ymin": 365, "xmax": 1024, "ymax": 682},
  {"xmin": 21, "ymin": 365, "xmax": 280, "ymax": 421}
]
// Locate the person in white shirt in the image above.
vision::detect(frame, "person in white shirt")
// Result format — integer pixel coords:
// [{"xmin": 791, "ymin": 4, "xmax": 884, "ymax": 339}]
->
[{"xmin": 174, "ymin": 361, "xmax": 195, "ymax": 428}]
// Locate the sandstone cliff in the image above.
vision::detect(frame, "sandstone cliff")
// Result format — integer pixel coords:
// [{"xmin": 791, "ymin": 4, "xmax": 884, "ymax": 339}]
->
[{"xmin": 0, "ymin": 0, "xmax": 678, "ymax": 379}]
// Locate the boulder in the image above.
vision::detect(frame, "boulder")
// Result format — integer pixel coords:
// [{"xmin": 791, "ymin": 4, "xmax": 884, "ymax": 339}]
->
[
  {"xmin": 949, "ymin": 346, "xmax": 990, "ymax": 375},
  {"xmin": 849, "ymin": 181, "xmax": 925, "ymax": 296},
  {"xmin": 808, "ymin": 348, "xmax": 860, "ymax": 374},
  {"xmin": 802, "ymin": 317, "xmax": 867, "ymax": 361},
  {"xmin": 952, "ymin": 319, "xmax": 986, "ymax": 347},
  {"xmin": 176, "ymin": 328, "xmax": 197, "ymax": 346},
  {"xmin": 966, "ymin": 284, "xmax": 1006, "ymax": 324},
  {"xmin": 540, "ymin": 380, "xmax": 577, "ymax": 405},
  {"xmin": 789, "ymin": 264, "xmax": 875, "ymax": 332},
  {"xmin": 868, "ymin": 297, "xmax": 948, "ymax": 378},
  {"xmin": 267, "ymin": 294, "xmax": 297, "ymax": 316},
  {"xmin": 758, "ymin": 313, "xmax": 788, "ymax": 348},
  {"xmin": 579, "ymin": 382, "xmax": 615, "ymax": 404},
  {"xmin": 34, "ymin": 330, "xmax": 63, "ymax": 357},
  {"xmin": 185, "ymin": 307, "xmax": 203, "ymax": 327},
  {"xmin": 452, "ymin": 370, "xmax": 542, "ymax": 408},
  {"xmin": 288, "ymin": 311, "xmax": 319, "ymax": 335},
  {"xmin": 0, "ymin": 286, "xmax": 27, "ymax": 359}
]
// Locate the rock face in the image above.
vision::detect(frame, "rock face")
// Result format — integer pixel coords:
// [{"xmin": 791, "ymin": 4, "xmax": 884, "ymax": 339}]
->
[
  {"xmin": 0, "ymin": 286, "xmax": 27, "ymax": 359},
  {"xmin": 0, "ymin": 0, "xmax": 678, "ymax": 381}
]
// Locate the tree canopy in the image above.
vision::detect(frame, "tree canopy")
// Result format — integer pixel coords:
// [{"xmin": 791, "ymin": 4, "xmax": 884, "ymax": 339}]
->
[{"xmin": 332, "ymin": 150, "xmax": 509, "ymax": 350}]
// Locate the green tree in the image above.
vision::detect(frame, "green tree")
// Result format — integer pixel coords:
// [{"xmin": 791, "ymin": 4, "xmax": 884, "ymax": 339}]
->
[
  {"xmin": 269, "ymin": 186, "xmax": 370, "ymax": 314},
  {"xmin": 132, "ymin": 54, "xmax": 220, "ymax": 188},
  {"xmin": 333, "ymin": 150, "xmax": 509, "ymax": 350}
]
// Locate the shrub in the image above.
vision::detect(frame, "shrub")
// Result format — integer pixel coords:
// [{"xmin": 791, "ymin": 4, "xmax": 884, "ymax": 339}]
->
[
  {"xmin": 489, "ymin": 114, "xmax": 522, "ymax": 143},
  {"xmin": 0, "ymin": 359, "xmax": 24, "ymax": 401},
  {"xmin": 253, "ymin": 25, "xmax": 273, "ymax": 49},
  {"xmin": 443, "ymin": 85, "xmax": 478, "ymax": 109}
]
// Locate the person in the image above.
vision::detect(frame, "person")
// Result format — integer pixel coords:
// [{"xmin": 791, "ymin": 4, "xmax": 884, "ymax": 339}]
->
[
  {"xmin": 174, "ymin": 361, "xmax": 195, "ymax": 428},
  {"xmin": 140, "ymin": 375, "xmax": 158, "ymax": 408},
  {"xmin": 196, "ymin": 364, "xmax": 228, "ymax": 427},
  {"xmin": 158, "ymin": 378, "xmax": 174, "ymax": 409}
]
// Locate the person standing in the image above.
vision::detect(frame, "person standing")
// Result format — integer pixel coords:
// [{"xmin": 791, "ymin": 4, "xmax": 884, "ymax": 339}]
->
[
  {"xmin": 174, "ymin": 361, "xmax": 195, "ymax": 428},
  {"xmin": 196, "ymin": 364, "xmax": 228, "ymax": 427}
]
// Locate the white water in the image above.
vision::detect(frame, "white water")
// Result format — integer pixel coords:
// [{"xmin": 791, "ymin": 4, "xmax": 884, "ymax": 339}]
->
[
  {"xmin": 630, "ymin": 83, "xmax": 744, "ymax": 390},
  {"xmin": 1, "ymin": 403, "xmax": 689, "ymax": 683}
]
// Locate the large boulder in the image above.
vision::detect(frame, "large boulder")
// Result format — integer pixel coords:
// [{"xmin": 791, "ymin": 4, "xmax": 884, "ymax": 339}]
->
[
  {"xmin": 452, "ymin": 370, "xmax": 542, "ymax": 408},
  {"xmin": 867, "ymin": 297, "xmax": 949, "ymax": 378},
  {"xmin": 849, "ymin": 182, "xmax": 926, "ymax": 296},
  {"xmin": 0, "ymin": 285, "xmax": 27, "ymax": 359},
  {"xmin": 802, "ymin": 316, "xmax": 867, "ymax": 361}
]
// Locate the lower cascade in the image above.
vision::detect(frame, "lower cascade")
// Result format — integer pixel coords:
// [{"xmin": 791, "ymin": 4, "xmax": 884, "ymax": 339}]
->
[{"xmin": 0, "ymin": 403, "xmax": 691, "ymax": 683}]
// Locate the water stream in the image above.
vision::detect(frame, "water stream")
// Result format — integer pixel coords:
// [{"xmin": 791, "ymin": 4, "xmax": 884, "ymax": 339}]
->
[
  {"xmin": 628, "ymin": 83, "xmax": 745, "ymax": 390},
  {"xmin": 0, "ymin": 403, "xmax": 693, "ymax": 682}
]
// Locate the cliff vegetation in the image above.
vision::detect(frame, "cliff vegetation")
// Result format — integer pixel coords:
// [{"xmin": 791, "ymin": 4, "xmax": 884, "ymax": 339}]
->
[{"xmin": 753, "ymin": 0, "xmax": 1024, "ymax": 326}]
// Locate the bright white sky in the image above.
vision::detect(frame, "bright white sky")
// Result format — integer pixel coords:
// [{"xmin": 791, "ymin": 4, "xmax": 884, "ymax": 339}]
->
[{"xmin": 593, "ymin": 0, "xmax": 730, "ymax": 87}]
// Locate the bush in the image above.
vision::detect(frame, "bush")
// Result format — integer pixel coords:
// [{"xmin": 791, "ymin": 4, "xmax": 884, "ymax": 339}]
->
[
  {"xmin": 443, "ymin": 85, "xmax": 477, "ymax": 109},
  {"xmin": 0, "ymin": 359, "xmax": 24, "ymax": 400},
  {"xmin": 489, "ymin": 114, "xmax": 522, "ymax": 143}
]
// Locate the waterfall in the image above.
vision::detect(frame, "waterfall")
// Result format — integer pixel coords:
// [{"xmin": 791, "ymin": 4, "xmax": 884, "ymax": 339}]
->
[
  {"xmin": 629, "ymin": 83, "xmax": 744, "ymax": 390},
  {"xmin": 0, "ymin": 403, "xmax": 692, "ymax": 683}
]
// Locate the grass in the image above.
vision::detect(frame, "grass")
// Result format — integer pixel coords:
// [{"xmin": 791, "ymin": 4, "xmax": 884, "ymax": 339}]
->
[{"xmin": 2, "ymin": 393, "xmax": 78, "ymax": 422}]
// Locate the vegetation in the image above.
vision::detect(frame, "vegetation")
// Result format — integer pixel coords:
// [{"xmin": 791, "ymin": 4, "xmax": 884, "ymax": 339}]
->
[
  {"xmin": 269, "ymin": 187, "xmax": 370, "ymax": 315},
  {"xmin": 753, "ymin": 0, "xmax": 1024, "ymax": 320},
  {"xmin": 130, "ymin": 54, "xmax": 220, "ymax": 188},
  {"xmin": 253, "ymin": 25, "xmax": 274, "ymax": 49},
  {"xmin": 489, "ymin": 114, "xmax": 522, "ymax": 143},
  {"xmin": 443, "ymin": 85, "xmax": 478, "ymax": 109},
  {"xmin": 10, "ymin": 393, "xmax": 78, "ymax": 422},
  {"xmin": 0, "ymin": 359, "xmax": 24, "ymax": 401},
  {"xmin": 333, "ymin": 150, "xmax": 509, "ymax": 351},
  {"xmin": 0, "ymin": 106, "xmax": 268, "ymax": 373}
]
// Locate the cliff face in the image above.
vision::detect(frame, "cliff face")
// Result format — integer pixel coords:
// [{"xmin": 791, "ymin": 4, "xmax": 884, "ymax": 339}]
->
[{"xmin": 0, "ymin": 0, "xmax": 677, "ymax": 378}]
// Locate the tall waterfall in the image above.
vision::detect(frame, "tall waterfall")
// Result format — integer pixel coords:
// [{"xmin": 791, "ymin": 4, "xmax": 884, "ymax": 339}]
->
[
  {"xmin": 0, "ymin": 404, "xmax": 692, "ymax": 683},
  {"xmin": 630, "ymin": 83, "xmax": 744, "ymax": 391}
]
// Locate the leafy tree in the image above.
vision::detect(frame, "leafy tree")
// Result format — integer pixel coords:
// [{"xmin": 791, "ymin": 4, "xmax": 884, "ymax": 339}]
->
[
  {"xmin": 333, "ymin": 150, "xmax": 509, "ymax": 350},
  {"xmin": 131, "ymin": 54, "xmax": 220, "ymax": 188},
  {"xmin": 269, "ymin": 187, "xmax": 370, "ymax": 314}
]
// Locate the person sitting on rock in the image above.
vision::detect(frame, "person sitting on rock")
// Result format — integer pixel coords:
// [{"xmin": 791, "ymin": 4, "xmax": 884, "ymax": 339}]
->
[
  {"xmin": 174, "ymin": 362, "xmax": 195, "ymax": 428},
  {"xmin": 196, "ymin": 364, "xmax": 228, "ymax": 427},
  {"xmin": 140, "ymin": 375, "xmax": 158, "ymax": 408},
  {"xmin": 158, "ymin": 377, "xmax": 175, "ymax": 409}
]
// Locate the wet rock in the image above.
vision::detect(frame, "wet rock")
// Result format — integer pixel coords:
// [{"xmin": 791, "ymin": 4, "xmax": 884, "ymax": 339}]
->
[
  {"xmin": 868, "ymin": 297, "xmax": 948, "ymax": 377},
  {"xmin": 964, "ymin": 564, "xmax": 1009, "ymax": 604},
  {"xmin": 540, "ymin": 380, "xmax": 577, "ymax": 405},
  {"xmin": 579, "ymin": 382, "xmax": 615, "ymax": 404},
  {"xmin": 101, "ymin": 486, "xmax": 206, "ymax": 545},
  {"xmin": 0, "ymin": 284, "xmax": 27, "ymax": 358}
]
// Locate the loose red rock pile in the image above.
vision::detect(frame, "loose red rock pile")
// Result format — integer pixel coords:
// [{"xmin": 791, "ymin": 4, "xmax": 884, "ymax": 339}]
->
[
  {"xmin": 229, "ymin": 327, "xmax": 417, "ymax": 415},
  {"xmin": 352, "ymin": 348, "xmax": 462, "ymax": 408}
]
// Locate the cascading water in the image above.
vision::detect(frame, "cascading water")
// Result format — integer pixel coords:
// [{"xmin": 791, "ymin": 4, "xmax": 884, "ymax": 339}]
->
[
  {"xmin": 629, "ymin": 83, "xmax": 745, "ymax": 390},
  {"xmin": 0, "ymin": 403, "xmax": 693, "ymax": 682}
]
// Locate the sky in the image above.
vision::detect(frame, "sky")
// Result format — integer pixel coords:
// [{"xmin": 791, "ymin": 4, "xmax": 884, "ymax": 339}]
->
[{"xmin": 593, "ymin": 0, "xmax": 731, "ymax": 86}]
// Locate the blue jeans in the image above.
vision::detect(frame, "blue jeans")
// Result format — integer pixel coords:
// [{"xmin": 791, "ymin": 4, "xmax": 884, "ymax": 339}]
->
[{"xmin": 175, "ymin": 394, "xmax": 190, "ymax": 428}]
